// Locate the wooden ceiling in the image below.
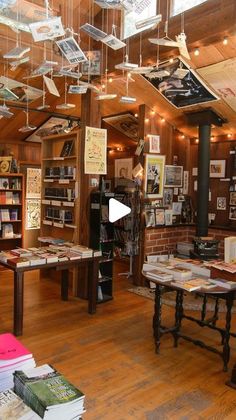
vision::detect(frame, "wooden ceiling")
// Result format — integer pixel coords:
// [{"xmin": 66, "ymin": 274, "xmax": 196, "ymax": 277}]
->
[{"xmin": 0, "ymin": 0, "xmax": 235, "ymax": 142}]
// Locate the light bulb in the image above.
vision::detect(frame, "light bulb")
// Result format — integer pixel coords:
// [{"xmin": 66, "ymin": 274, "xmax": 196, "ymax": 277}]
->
[
  {"xmin": 169, "ymin": 57, "xmax": 174, "ymax": 64},
  {"xmin": 161, "ymin": 117, "xmax": 165, "ymax": 123},
  {"xmin": 227, "ymin": 133, "xmax": 232, "ymax": 138},
  {"xmin": 223, "ymin": 37, "xmax": 228, "ymax": 46},
  {"xmin": 194, "ymin": 48, "xmax": 200, "ymax": 56},
  {"xmin": 145, "ymin": 118, "xmax": 149, "ymax": 124},
  {"xmin": 108, "ymin": 77, "xmax": 113, "ymax": 83},
  {"xmin": 134, "ymin": 113, "xmax": 138, "ymax": 118}
]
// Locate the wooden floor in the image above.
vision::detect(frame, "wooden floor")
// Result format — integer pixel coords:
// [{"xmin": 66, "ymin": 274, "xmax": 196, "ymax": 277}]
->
[{"xmin": 1, "ymin": 261, "xmax": 236, "ymax": 419}]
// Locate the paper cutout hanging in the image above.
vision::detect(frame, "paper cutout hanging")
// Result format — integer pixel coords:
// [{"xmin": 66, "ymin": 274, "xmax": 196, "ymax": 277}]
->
[
  {"xmin": 24, "ymin": 60, "xmax": 58, "ymax": 79},
  {"xmin": 149, "ymin": 32, "xmax": 190, "ymax": 60},
  {"xmin": 68, "ymin": 85, "xmax": 88, "ymax": 94},
  {"xmin": 10, "ymin": 56, "xmax": 30, "ymax": 71},
  {"xmin": 59, "ymin": 69, "xmax": 82, "ymax": 79},
  {"xmin": 56, "ymin": 37, "xmax": 87, "ymax": 64},
  {"xmin": 102, "ymin": 34, "xmax": 126, "ymax": 50},
  {"xmin": 81, "ymin": 51, "xmax": 101, "ymax": 76},
  {"xmin": 4, "ymin": 46, "xmax": 30, "ymax": 59},
  {"xmin": 29, "ymin": 17, "xmax": 64, "ymax": 42},
  {"xmin": 80, "ymin": 23, "xmax": 107, "ymax": 41},
  {"xmin": 43, "ymin": 75, "xmax": 60, "ymax": 97}
]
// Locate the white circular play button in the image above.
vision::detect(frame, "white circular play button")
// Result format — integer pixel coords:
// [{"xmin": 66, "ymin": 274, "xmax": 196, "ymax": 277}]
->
[{"xmin": 109, "ymin": 198, "xmax": 131, "ymax": 223}]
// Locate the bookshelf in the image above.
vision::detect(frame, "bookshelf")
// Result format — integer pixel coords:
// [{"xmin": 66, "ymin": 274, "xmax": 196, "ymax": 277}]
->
[
  {"xmin": 89, "ymin": 191, "xmax": 114, "ymax": 303},
  {"xmin": 0, "ymin": 174, "xmax": 24, "ymax": 250},
  {"xmin": 40, "ymin": 131, "xmax": 81, "ymax": 244}
]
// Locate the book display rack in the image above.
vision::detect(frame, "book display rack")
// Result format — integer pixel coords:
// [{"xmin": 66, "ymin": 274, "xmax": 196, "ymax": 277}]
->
[
  {"xmin": 0, "ymin": 174, "xmax": 24, "ymax": 250},
  {"xmin": 41, "ymin": 131, "xmax": 80, "ymax": 244},
  {"xmin": 90, "ymin": 191, "xmax": 114, "ymax": 303}
]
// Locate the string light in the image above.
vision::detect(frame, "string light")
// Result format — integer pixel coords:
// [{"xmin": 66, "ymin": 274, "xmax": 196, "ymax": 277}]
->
[
  {"xmin": 211, "ymin": 136, "xmax": 215, "ymax": 141},
  {"xmin": 145, "ymin": 118, "xmax": 149, "ymax": 123},
  {"xmin": 108, "ymin": 77, "xmax": 113, "ymax": 83},
  {"xmin": 150, "ymin": 110, "xmax": 155, "ymax": 116},
  {"xmin": 134, "ymin": 113, "xmax": 138, "ymax": 118},
  {"xmin": 227, "ymin": 133, "xmax": 232, "ymax": 138},
  {"xmin": 194, "ymin": 47, "xmax": 200, "ymax": 56},
  {"xmin": 223, "ymin": 36, "xmax": 228, "ymax": 46},
  {"xmin": 161, "ymin": 117, "xmax": 165, "ymax": 123}
]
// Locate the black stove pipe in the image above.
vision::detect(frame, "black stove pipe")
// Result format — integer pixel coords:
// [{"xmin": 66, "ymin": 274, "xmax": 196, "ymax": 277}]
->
[{"xmin": 196, "ymin": 124, "xmax": 211, "ymax": 237}]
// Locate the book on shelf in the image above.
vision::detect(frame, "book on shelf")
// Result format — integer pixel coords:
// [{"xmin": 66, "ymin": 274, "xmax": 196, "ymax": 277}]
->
[
  {"xmin": 0, "ymin": 209, "xmax": 10, "ymax": 221},
  {"xmin": 2, "ymin": 223, "xmax": 14, "ymax": 239},
  {"xmin": 0, "ymin": 178, "xmax": 9, "ymax": 189},
  {"xmin": 14, "ymin": 364, "xmax": 85, "ymax": 419},
  {"xmin": 0, "ymin": 389, "xmax": 40, "ymax": 419},
  {"xmin": 60, "ymin": 140, "xmax": 74, "ymax": 157},
  {"xmin": 10, "ymin": 209, "xmax": 18, "ymax": 221}
]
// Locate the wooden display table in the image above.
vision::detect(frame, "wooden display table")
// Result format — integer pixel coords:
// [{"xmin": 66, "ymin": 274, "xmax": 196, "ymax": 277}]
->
[
  {"xmin": 144, "ymin": 274, "xmax": 235, "ymax": 372},
  {"xmin": 1, "ymin": 256, "xmax": 100, "ymax": 336}
]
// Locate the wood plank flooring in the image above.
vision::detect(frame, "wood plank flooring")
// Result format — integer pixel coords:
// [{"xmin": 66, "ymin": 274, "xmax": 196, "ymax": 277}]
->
[{"xmin": 1, "ymin": 261, "xmax": 236, "ymax": 419}]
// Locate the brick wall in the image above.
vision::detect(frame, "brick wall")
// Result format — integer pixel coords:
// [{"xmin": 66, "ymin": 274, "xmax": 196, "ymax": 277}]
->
[{"xmin": 144, "ymin": 226, "xmax": 236, "ymax": 258}]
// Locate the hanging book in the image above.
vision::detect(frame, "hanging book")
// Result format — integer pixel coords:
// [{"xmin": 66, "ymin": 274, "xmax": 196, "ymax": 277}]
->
[
  {"xmin": 80, "ymin": 23, "xmax": 107, "ymax": 41},
  {"xmin": 43, "ymin": 75, "xmax": 60, "ymax": 97},
  {"xmin": 56, "ymin": 37, "xmax": 87, "ymax": 64},
  {"xmin": 29, "ymin": 17, "xmax": 65, "ymax": 42},
  {"xmin": 101, "ymin": 34, "xmax": 126, "ymax": 50}
]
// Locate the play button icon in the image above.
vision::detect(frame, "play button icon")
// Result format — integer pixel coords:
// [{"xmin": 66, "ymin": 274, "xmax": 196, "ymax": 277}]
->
[{"xmin": 109, "ymin": 198, "xmax": 131, "ymax": 223}]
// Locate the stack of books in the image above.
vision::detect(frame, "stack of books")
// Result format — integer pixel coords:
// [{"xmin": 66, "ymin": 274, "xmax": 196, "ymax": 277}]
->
[
  {"xmin": 0, "ymin": 333, "xmax": 36, "ymax": 392},
  {"xmin": 71, "ymin": 245, "xmax": 94, "ymax": 258},
  {"xmin": 171, "ymin": 278, "xmax": 216, "ymax": 292},
  {"xmin": 14, "ymin": 364, "xmax": 85, "ymax": 419},
  {"xmin": 0, "ymin": 389, "xmax": 40, "ymax": 419}
]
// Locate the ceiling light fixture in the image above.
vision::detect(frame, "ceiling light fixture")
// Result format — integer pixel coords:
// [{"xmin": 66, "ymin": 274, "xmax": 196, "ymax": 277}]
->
[
  {"xmin": 194, "ymin": 47, "xmax": 200, "ymax": 56},
  {"xmin": 227, "ymin": 133, "xmax": 232, "ymax": 138}
]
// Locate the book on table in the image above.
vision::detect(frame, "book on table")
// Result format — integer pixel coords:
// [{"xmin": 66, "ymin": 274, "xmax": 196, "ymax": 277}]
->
[
  {"xmin": 7, "ymin": 257, "xmax": 31, "ymax": 268},
  {"xmin": 14, "ymin": 364, "xmax": 85, "ymax": 419},
  {"xmin": 0, "ymin": 389, "xmax": 40, "ymax": 419}
]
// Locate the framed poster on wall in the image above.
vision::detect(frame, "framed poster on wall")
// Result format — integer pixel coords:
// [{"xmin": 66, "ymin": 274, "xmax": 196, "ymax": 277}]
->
[{"xmin": 144, "ymin": 154, "xmax": 165, "ymax": 198}]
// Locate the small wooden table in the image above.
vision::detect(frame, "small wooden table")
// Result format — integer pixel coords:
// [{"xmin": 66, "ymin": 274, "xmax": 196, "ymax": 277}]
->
[
  {"xmin": 1, "ymin": 256, "xmax": 100, "ymax": 336},
  {"xmin": 145, "ymin": 275, "xmax": 236, "ymax": 372}
]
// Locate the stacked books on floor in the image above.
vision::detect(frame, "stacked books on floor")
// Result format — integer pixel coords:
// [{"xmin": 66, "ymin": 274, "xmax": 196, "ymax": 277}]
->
[
  {"xmin": 0, "ymin": 333, "xmax": 36, "ymax": 392},
  {"xmin": 13, "ymin": 364, "xmax": 85, "ymax": 419},
  {"xmin": 0, "ymin": 388, "xmax": 41, "ymax": 419},
  {"xmin": 0, "ymin": 244, "xmax": 102, "ymax": 267}
]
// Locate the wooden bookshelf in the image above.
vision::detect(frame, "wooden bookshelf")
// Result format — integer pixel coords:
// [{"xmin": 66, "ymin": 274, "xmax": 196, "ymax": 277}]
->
[
  {"xmin": 40, "ymin": 131, "xmax": 81, "ymax": 244},
  {"xmin": 0, "ymin": 173, "xmax": 24, "ymax": 250}
]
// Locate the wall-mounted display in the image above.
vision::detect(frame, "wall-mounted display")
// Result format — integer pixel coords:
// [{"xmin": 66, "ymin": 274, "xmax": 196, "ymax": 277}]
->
[
  {"xmin": 144, "ymin": 154, "xmax": 165, "ymax": 198},
  {"xmin": 209, "ymin": 160, "xmax": 226, "ymax": 178},
  {"xmin": 164, "ymin": 165, "xmax": 183, "ymax": 187}
]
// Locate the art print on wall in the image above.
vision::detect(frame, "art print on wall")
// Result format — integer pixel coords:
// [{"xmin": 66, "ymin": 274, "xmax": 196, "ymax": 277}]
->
[
  {"xmin": 26, "ymin": 168, "xmax": 41, "ymax": 199},
  {"xmin": 229, "ymin": 206, "xmax": 236, "ymax": 220},
  {"xmin": 144, "ymin": 154, "xmax": 165, "ymax": 198},
  {"xmin": 217, "ymin": 197, "xmax": 227, "ymax": 210},
  {"xmin": 84, "ymin": 126, "xmax": 107, "ymax": 175},
  {"xmin": 26, "ymin": 199, "xmax": 41, "ymax": 230},
  {"xmin": 149, "ymin": 134, "xmax": 160, "ymax": 153},
  {"xmin": 114, "ymin": 158, "xmax": 133, "ymax": 187},
  {"xmin": 163, "ymin": 188, "xmax": 173, "ymax": 207},
  {"xmin": 209, "ymin": 160, "xmax": 226, "ymax": 178},
  {"xmin": 164, "ymin": 165, "xmax": 183, "ymax": 187}
]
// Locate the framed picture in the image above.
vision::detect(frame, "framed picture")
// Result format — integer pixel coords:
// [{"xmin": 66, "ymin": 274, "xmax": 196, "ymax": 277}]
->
[
  {"xmin": 163, "ymin": 188, "xmax": 173, "ymax": 207},
  {"xmin": 165, "ymin": 209, "xmax": 173, "ymax": 225},
  {"xmin": 115, "ymin": 158, "xmax": 133, "ymax": 187},
  {"xmin": 25, "ymin": 117, "xmax": 79, "ymax": 143},
  {"xmin": 103, "ymin": 113, "xmax": 139, "ymax": 140},
  {"xmin": 210, "ymin": 160, "xmax": 226, "ymax": 178},
  {"xmin": 230, "ymin": 192, "xmax": 236, "ymax": 206},
  {"xmin": 0, "ymin": 156, "xmax": 12, "ymax": 173},
  {"xmin": 229, "ymin": 207, "xmax": 236, "ymax": 220},
  {"xmin": 155, "ymin": 208, "xmax": 165, "ymax": 225},
  {"xmin": 149, "ymin": 135, "xmax": 160, "ymax": 153},
  {"xmin": 104, "ymin": 180, "xmax": 111, "ymax": 192},
  {"xmin": 144, "ymin": 208, "xmax": 155, "ymax": 227},
  {"xmin": 217, "ymin": 197, "xmax": 227, "ymax": 210},
  {"xmin": 144, "ymin": 154, "xmax": 165, "ymax": 198},
  {"xmin": 164, "ymin": 165, "xmax": 183, "ymax": 187}
]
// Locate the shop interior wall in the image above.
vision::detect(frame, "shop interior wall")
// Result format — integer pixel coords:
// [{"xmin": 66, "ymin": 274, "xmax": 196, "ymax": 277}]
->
[{"xmin": 189, "ymin": 139, "xmax": 236, "ymax": 229}]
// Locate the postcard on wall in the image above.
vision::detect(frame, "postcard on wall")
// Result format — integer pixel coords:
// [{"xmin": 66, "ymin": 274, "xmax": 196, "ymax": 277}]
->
[
  {"xmin": 56, "ymin": 37, "xmax": 87, "ymax": 64},
  {"xmin": 149, "ymin": 134, "xmax": 160, "ymax": 153},
  {"xmin": 26, "ymin": 199, "xmax": 41, "ymax": 230},
  {"xmin": 26, "ymin": 168, "xmax": 41, "ymax": 199},
  {"xmin": 183, "ymin": 170, "xmax": 189, "ymax": 195},
  {"xmin": 217, "ymin": 197, "xmax": 226, "ymax": 210},
  {"xmin": 164, "ymin": 165, "xmax": 183, "ymax": 187},
  {"xmin": 84, "ymin": 126, "xmax": 107, "ymax": 175},
  {"xmin": 115, "ymin": 158, "xmax": 133, "ymax": 187},
  {"xmin": 29, "ymin": 17, "xmax": 65, "ymax": 42}
]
